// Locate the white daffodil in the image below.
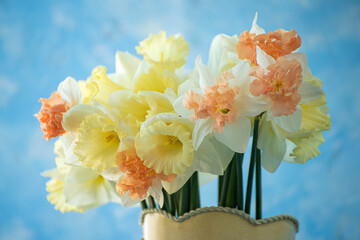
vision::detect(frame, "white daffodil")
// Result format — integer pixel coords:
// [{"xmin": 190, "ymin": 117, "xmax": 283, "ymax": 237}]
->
[{"xmin": 174, "ymin": 56, "xmax": 265, "ymax": 153}]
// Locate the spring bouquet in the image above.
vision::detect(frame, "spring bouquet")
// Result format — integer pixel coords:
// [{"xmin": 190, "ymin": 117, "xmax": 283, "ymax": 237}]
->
[{"xmin": 36, "ymin": 13, "xmax": 330, "ymax": 239}]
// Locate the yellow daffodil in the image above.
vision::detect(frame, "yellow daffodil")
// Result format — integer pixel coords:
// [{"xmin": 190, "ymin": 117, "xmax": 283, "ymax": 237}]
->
[
  {"xmin": 79, "ymin": 66, "xmax": 124, "ymax": 105},
  {"xmin": 133, "ymin": 62, "xmax": 181, "ymax": 93},
  {"xmin": 136, "ymin": 31, "xmax": 189, "ymax": 72},
  {"xmin": 42, "ymin": 140, "xmax": 122, "ymax": 212},
  {"xmin": 62, "ymin": 103, "xmax": 126, "ymax": 174}
]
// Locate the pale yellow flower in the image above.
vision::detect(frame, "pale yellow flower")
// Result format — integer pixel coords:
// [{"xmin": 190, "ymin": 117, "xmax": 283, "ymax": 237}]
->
[
  {"xmin": 74, "ymin": 113, "xmax": 121, "ymax": 173},
  {"xmin": 133, "ymin": 63, "xmax": 181, "ymax": 94},
  {"xmin": 136, "ymin": 31, "xmax": 189, "ymax": 72},
  {"xmin": 108, "ymin": 90, "xmax": 174, "ymax": 132},
  {"xmin": 79, "ymin": 66, "xmax": 124, "ymax": 105},
  {"xmin": 135, "ymin": 113, "xmax": 194, "ymax": 175}
]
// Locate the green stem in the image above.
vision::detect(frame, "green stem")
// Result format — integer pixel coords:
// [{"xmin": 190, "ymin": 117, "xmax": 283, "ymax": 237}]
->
[
  {"xmin": 225, "ymin": 159, "xmax": 237, "ymax": 208},
  {"xmin": 141, "ymin": 200, "xmax": 148, "ymax": 210},
  {"xmin": 255, "ymin": 148, "xmax": 262, "ymax": 219},
  {"xmin": 168, "ymin": 193, "xmax": 176, "ymax": 216},
  {"xmin": 148, "ymin": 196, "xmax": 156, "ymax": 209},
  {"xmin": 161, "ymin": 189, "xmax": 170, "ymax": 213},
  {"xmin": 219, "ymin": 156, "xmax": 235, "ymax": 206},
  {"xmin": 244, "ymin": 117, "xmax": 260, "ymax": 215},
  {"xmin": 236, "ymin": 153, "xmax": 244, "ymax": 210},
  {"xmin": 190, "ymin": 172, "xmax": 200, "ymax": 211},
  {"xmin": 178, "ymin": 177, "xmax": 191, "ymax": 216},
  {"xmin": 218, "ymin": 175, "xmax": 224, "ymax": 205}
]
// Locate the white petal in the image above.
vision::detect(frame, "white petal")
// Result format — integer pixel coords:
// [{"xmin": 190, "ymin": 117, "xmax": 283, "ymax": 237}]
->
[
  {"xmin": 283, "ymin": 139, "xmax": 297, "ymax": 163},
  {"xmin": 192, "ymin": 118, "xmax": 213, "ymax": 150},
  {"xmin": 101, "ymin": 167, "xmax": 124, "ymax": 182},
  {"xmin": 58, "ymin": 77, "xmax": 83, "ymax": 106},
  {"xmin": 148, "ymin": 179, "xmax": 164, "ymax": 207},
  {"xmin": 173, "ymin": 95, "xmax": 193, "ymax": 119},
  {"xmin": 120, "ymin": 191, "xmax": 141, "ymax": 207},
  {"xmin": 257, "ymin": 119, "xmax": 286, "ymax": 173},
  {"xmin": 270, "ymin": 107, "xmax": 302, "ymax": 133},
  {"xmin": 195, "ymin": 56, "xmax": 216, "ymax": 89},
  {"xmin": 62, "ymin": 104, "xmax": 105, "ymax": 132},
  {"xmin": 198, "ymin": 172, "xmax": 217, "ymax": 186},
  {"xmin": 299, "ymin": 81, "xmax": 323, "ymax": 104},
  {"xmin": 66, "ymin": 166, "xmax": 99, "ymax": 183},
  {"xmin": 194, "ymin": 137, "xmax": 223, "ymax": 175},
  {"xmin": 162, "ymin": 167, "xmax": 195, "ymax": 194},
  {"xmin": 103, "ymin": 180, "xmax": 122, "ymax": 204},
  {"xmin": 115, "ymin": 51, "xmax": 141, "ymax": 77},
  {"xmin": 61, "ymin": 133, "xmax": 82, "ymax": 167},
  {"xmin": 208, "ymin": 34, "xmax": 238, "ymax": 76},
  {"xmin": 207, "ymin": 137, "xmax": 235, "ymax": 171},
  {"xmin": 256, "ymin": 46, "xmax": 275, "ymax": 71},
  {"xmin": 214, "ymin": 117, "xmax": 251, "ymax": 153},
  {"xmin": 250, "ymin": 12, "xmax": 266, "ymax": 35}
]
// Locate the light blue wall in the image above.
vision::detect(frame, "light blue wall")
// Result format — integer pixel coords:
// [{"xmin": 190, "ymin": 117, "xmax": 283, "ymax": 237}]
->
[{"xmin": 0, "ymin": 0, "xmax": 359, "ymax": 239}]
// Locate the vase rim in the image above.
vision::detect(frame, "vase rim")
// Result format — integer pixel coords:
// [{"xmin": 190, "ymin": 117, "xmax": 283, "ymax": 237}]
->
[{"xmin": 140, "ymin": 206, "xmax": 299, "ymax": 233}]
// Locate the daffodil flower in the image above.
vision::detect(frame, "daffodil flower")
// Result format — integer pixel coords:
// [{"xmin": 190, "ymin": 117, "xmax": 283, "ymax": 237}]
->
[
  {"xmin": 42, "ymin": 140, "xmax": 122, "ymax": 212},
  {"xmin": 175, "ymin": 56, "xmax": 265, "ymax": 153}
]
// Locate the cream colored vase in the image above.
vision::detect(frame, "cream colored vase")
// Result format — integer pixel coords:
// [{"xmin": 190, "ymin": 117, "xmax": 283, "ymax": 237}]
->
[{"xmin": 140, "ymin": 207, "xmax": 298, "ymax": 240}]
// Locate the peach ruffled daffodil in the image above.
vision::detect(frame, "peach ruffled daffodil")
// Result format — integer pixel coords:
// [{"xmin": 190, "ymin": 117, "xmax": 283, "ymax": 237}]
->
[
  {"xmin": 36, "ymin": 77, "xmax": 83, "ymax": 140},
  {"xmin": 175, "ymin": 56, "xmax": 265, "ymax": 153},
  {"xmin": 249, "ymin": 39, "xmax": 328, "ymax": 172}
]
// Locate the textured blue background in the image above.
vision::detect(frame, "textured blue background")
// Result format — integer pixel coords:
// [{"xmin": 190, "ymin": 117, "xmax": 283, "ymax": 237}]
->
[{"xmin": 0, "ymin": 0, "xmax": 359, "ymax": 239}]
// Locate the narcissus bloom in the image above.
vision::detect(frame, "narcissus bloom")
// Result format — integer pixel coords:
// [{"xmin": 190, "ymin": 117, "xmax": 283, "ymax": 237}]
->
[
  {"xmin": 36, "ymin": 77, "xmax": 82, "ymax": 140},
  {"xmin": 42, "ymin": 140, "xmax": 122, "ymax": 212},
  {"xmin": 115, "ymin": 137, "xmax": 176, "ymax": 205},
  {"xmin": 176, "ymin": 56, "xmax": 265, "ymax": 153},
  {"xmin": 136, "ymin": 31, "xmax": 189, "ymax": 72}
]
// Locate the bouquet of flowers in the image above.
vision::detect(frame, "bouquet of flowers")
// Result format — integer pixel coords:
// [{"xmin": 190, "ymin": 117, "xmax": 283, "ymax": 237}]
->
[{"xmin": 36, "ymin": 13, "xmax": 330, "ymax": 224}]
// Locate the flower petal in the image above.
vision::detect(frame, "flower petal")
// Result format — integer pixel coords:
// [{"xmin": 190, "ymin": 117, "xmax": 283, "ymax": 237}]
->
[
  {"xmin": 195, "ymin": 56, "xmax": 216, "ymax": 89},
  {"xmin": 58, "ymin": 77, "xmax": 83, "ymax": 106},
  {"xmin": 192, "ymin": 118, "xmax": 213, "ymax": 150},
  {"xmin": 257, "ymin": 119, "xmax": 286, "ymax": 173},
  {"xmin": 162, "ymin": 167, "xmax": 195, "ymax": 194},
  {"xmin": 256, "ymin": 46, "xmax": 275, "ymax": 71},
  {"xmin": 62, "ymin": 104, "xmax": 105, "ymax": 132},
  {"xmin": 250, "ymin": 12, "xmax": 265, "ymax": 35},
  {"xmin": 299, "ymin": 81, "xmax": 323, "ymax": 104},
  {"xmin": 208, "ymin": 34, "xmax": 238, "ymax": 76},
  {"xmin": 269, "ymin": 107, "xmax": 302, "ymax": 133},
  {"xmin": 194, "ymin": 137, "xmax": 224, "ymax": 175},
  {"xmin": 214, "ymin": 116, "xmax": 251, "ymax": 153}
]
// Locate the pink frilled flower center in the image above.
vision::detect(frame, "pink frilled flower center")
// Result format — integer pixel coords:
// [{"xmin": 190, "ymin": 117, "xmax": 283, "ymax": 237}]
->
[
  {"xmin": 36, "ymin": 91, "xmax": 70, "ymax": 141},
  {"xmin": 116, "ymin": 147, "xmax": 176, "ymax": 200},
  {"xmin": 250, "ymin": 58, "xmax": 302, "ymax": 117},
  {"xmin": 237, "ymin": 29, "xmax": 301, "ymax": 65},
  {"xmin": 183, "ymin": 71, "xmax": 239, "ymax": 132}
]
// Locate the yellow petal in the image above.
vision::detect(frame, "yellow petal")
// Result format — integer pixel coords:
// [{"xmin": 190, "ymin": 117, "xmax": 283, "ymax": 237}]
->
[
  {"xmin": 80, "ymin": 66, "xmax": 124, "ymax": 105},
  {"xmin": 46, "ymin": 178, "xmax": 85, "ymax": 213},
  {"xmin": 134, "ymin": 67, "xmax": 181, "ymax": 94},
  {"xmin": 136, "ymin": 31, "xmax": 189, "ymax": 71},
  {"xmin": 109, "ymin": 90, "xmax": 174, "ymax": 131},
  {"xmin": 74, "ymin": 114, "xmax": 120, "ymax": 173},
  {"xmin": 289, "ymin": 131, "xmax": 325, "ymax": 164}
]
